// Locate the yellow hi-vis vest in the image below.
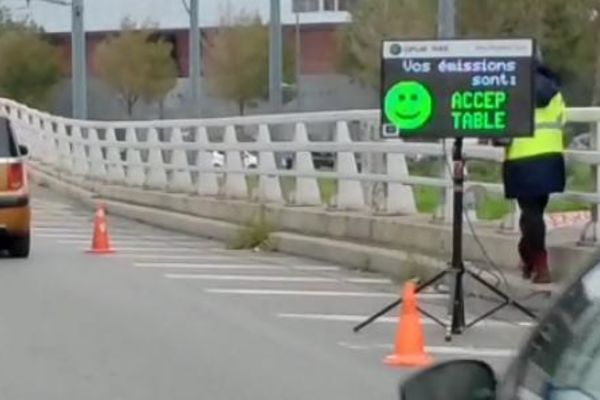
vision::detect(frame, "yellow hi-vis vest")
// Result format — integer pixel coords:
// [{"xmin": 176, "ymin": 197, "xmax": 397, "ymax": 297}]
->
[{"xmin": 506, "ymin": 93, "xmax": 566, "ymax": 161}]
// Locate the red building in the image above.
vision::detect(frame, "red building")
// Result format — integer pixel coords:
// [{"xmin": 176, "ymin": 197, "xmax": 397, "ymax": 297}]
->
[{"xmin": 45, "ymin": 23, "xmax": 343, "ymax": 79}]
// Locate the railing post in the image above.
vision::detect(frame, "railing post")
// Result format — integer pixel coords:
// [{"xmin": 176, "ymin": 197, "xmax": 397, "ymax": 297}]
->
[
  {"xmin": 293, "ymin": 122, "xmax": 320, "ymax": 206},
  {"xmin": 56, "ymin": 122, "xmax": 73, "ymax": 173},
  {"xmin": 145, "ymin": 127, "xmax": 168, "ymax": 189},
  {"xmin": 88, "ymin": 128, "xmax": 107, "ymax": 180},
  {"xmin": 125, "ymin": 127, "xmax": 145, "ymax": 187},
  {"xmin": 579, "ymin": 121, "xmax": 600, "ymax": 245},
  {"xmin": 335, "ymin": 121, "xmax": 365, "ymax": 210},
  {"xmin": 386, "ymin": 139, "xmax": 417, "ymax": 215},
  {"xmin": 169, "ymin": 127, "xmax": 193, "ymax": 192},
  {"xmin": 257, "ymin": 124, "xmax": 284, "ymax": 203},
  {"xmin": 106, "ymin": 128, "xmax": 125, "ymax": 184},
  {"xmin": 223, "ymin": 125, "xmax": 248, "ymax": 198},
  {"xmin": 71, "ymin": 125, "xmax": 89, "ymax": 177},
  {"xmin": 196, "ymin": 126, "xmax": 219, "ymax": 196}
]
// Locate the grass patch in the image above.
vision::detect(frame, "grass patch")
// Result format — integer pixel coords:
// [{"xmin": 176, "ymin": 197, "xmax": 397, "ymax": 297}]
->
[
  {"xmin": 476, "ymin": 194, "xmax": 510, "ymax": 220},
  {"xmin": 414, "ymin": 186, "xmax": 441, "ymax": 213},
  {"xmin": 227, "ymin": 212, "xmax": 274, "ymax": 251}
]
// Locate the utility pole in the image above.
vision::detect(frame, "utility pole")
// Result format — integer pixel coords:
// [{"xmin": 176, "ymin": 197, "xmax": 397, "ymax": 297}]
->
[
  {"xmin": 189, "ymin": 0, "xmax": 201, "ymax": 116},
  {"xmin": 269, "ymin": 0, "xmax": 283, "ymax": 112},
  {"xmin": 71, "ymin": 0, "xmax": 87, "ymax": 119},
  {"xmin": 437, "ymin": 0, "xmax": 456, "ymax": 38}
]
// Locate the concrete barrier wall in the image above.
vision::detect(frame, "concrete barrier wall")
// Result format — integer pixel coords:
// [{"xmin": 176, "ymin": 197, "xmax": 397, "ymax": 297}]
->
[{"xmin": 30, "ymin": 163, "xmax": 597, "ymax": 287}]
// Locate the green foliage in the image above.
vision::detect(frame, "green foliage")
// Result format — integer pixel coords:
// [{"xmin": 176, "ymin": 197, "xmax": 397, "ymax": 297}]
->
[
  {"xmin": 338, "ymin": 0, "xmax": 599, "ymax": 104},
  {"xmin": 95, "ymin": 21, "xmax": 178, "ymax": 116},
  {"xmin": 208, "ymin": 10, "xmax": 295, "ymax": 115},
  {"xmin": 0, "ymin": 30, "xmax": 60, "ymax": 108},
  {"xmin": 228, "ymin": 213, "xmax": 274, "ymax": 251},
  {"xmin": 336, "ymin": 0, "xmax": 436, "ymax": 88}
]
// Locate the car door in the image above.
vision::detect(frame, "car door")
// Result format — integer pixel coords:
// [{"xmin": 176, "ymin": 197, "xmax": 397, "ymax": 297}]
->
[{"xmin": 498, "ymin": 255, "xmax": 600, "ymax": 400}]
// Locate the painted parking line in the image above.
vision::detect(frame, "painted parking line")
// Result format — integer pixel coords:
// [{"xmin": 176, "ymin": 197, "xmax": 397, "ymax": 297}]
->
[
  {"xmin": 336, "ymin": 342, "xmax": 516, "ymax": 358},
  {"xmin": 277, "ymin": 313, "xmax": 535, "ymax": 328},
  {"xmin": 166, "ymin": 274, "xmax": 339, "ymax": 283},
  {"xmin": 205, "ymin": 288, "xmax": 398, "ymax": 298}
]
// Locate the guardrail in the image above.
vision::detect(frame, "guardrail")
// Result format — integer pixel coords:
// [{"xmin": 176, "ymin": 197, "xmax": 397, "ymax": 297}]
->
[{"xmin": 4, "ymin": 98, "xmax": 600, "ymax": 245}]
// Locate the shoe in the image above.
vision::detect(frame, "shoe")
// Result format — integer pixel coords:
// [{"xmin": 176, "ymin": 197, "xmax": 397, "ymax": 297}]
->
[
  {"xmin": 520, "ymin": 262, "xmax": 533, "ymax": 280},
  {"xmin": 532, "ymin": 251, "xmax": 552, "ymax": 284},
  {"xmin": 518, "ymin": 242, "xmax": 533, "ymax": 280}
]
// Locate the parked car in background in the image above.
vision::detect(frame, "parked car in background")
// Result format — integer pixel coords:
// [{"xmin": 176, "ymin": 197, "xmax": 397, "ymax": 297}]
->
[
  {"xmin": 399, "ymin": 251, "xmax": 600, "ymax": 400},
  {"xmin": 0, "ymin": 117, "xmax": 30, "ymax": 258},
  {"xmin": 212, "ymin": 151, "xmax": 258, "ymax": 169}
]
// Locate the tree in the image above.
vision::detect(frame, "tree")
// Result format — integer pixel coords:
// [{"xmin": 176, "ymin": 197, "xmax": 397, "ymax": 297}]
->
[
  {"xmin": 207, "ymin": 10, "xmax": 295, "ymax": 115},
  {"xmin": 0, "ymin": 30, "xmax": 60, "ymax": 108},
  {"xmin": 336, "ymin": 0, "xmax": 436, "ymax": 88},
  {"xmin": 95, "ymin": 21, "xmax": 178, "ymax": 117}
]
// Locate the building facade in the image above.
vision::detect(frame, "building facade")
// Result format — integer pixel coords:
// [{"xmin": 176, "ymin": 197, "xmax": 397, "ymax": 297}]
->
[{"xmin": 11, "ymin": 0, "xmax": 373, "ymax": 119}]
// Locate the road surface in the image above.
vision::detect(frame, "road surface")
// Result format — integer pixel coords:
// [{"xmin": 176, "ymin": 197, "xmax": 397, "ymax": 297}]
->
[{"xmin": 0, "ymin": 185, "xmax": 535, "ymax": 399}]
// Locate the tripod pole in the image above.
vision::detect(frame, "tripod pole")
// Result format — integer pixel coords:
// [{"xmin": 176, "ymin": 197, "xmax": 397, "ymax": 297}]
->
[{"xmin": 449, "ymin": 137, "xmax": 466, "ymax": 334}]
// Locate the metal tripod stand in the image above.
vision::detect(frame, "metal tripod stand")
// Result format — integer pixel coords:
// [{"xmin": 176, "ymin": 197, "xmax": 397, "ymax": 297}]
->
[{"xmin": 353, "ymin": 138, "xmax": 538, "ymax": 341}]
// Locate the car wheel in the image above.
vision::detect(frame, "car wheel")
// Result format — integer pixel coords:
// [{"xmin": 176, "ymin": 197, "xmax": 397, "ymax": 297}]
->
[{"xmin": 9, "ymin": 234, "xmax": 30, "ymax": 258}]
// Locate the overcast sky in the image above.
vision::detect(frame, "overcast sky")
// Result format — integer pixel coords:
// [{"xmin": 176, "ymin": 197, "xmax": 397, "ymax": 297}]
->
[{"xmin": 3, "ymin": 0, "xmax": 349, "ymax": 33}]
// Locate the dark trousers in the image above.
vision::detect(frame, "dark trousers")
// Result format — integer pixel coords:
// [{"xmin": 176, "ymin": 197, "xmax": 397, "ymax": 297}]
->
[{"xmin": 517, "ymin": 195, "xmax": 549, "ymax": 265}]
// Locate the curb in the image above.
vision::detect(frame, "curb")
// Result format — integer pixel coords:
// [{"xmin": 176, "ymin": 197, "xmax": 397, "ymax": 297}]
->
[{"xmin": 29, "ymin": 166, "xmax": 565, "ymax": 303}]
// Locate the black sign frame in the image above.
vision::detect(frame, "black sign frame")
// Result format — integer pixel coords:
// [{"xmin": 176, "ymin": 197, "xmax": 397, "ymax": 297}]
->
[{"xmin": 379, "ymin": 38, "xmax": 537, "ymax": 139}]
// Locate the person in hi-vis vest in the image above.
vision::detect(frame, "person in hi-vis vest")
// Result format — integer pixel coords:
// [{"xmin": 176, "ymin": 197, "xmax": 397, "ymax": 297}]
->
[{"xmin": 498, "ymin": 54, "xmax": 566, "ymax": 284}]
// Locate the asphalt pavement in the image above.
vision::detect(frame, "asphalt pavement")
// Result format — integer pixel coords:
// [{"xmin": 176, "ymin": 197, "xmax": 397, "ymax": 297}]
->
[{"xmin": 0, "ymin": 185, "xmax": 538, "ymax": 400}]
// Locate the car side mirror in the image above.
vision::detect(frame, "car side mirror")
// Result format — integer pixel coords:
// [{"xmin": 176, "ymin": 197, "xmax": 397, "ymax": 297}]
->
[
  {"xmin": 18, "ymin": 145, "xmax": 28, "ymax": 156},
  {"xmin": 399, "ymin": 360, "xmax": 496, "ymax": 400}
]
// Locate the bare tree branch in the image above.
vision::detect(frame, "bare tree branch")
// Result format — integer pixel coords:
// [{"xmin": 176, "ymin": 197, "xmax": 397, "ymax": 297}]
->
[{"xmin": 181, "ymin": 0, "xmax": 191, "ymax": 15}]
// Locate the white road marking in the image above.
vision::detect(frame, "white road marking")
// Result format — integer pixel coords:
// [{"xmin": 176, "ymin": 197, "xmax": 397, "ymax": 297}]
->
[
  {"xmin": 345, "ymin": 278, "xmax": 393, "ymax": 284},
  {"xmin": 79, "ymin": 247, "xmax": 220, "ymax": 253},
  {"xmin": 166, "ymin": 274, "xmax": 338, "ymax": 283},
  {"xmin": 336, "ymin": 342, "xmax": 516, "ymax": 358},
  {"xmin": 292, "ymin": 266, "xmax": 340, "ymax": 272},
  {"xmin": 58, "ymin": 239, "xmax": 202, "ymax": 246},
  {"xmin": 118, "ymin": 254, "xmax": 229, "ymax": 260},
  {"xmin": 205, "ymin": 289, "xmax": 398, "ymax": 298},
  {"xmin": 136, "ymin": 262, "xmax": 280, "ymax": 270},
  {"xmin": 277, "ymin": 313, "xmax": 535, "ymax": 328},
  {"xmin": 134, "ymin": 262, "xmax": 341, "ymax": 272}
]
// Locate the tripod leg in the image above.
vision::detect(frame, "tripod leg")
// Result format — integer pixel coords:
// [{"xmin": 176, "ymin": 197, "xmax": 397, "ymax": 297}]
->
[
  {"xmin": 466, "ymin": 270, "xmax": 538, "ymax": 323},
  {"xmin": 352, "ymin": 270, "xmax": 449, "ymax": 333}
]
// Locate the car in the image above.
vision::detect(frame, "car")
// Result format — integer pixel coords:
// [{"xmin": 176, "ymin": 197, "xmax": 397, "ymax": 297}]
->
[
  {"xmin": 399, "ymin": 252, "xmax": 600, "ymax": 400},
  {"xmin": 212, "ymin": 150, "xmax": 258, "ymax": 169},
  {"xmin": 0, "ymin": 117, "xmax": 30, "ymax": 258}
]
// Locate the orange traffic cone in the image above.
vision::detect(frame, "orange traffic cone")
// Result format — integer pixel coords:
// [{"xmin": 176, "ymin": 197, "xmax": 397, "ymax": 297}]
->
[
  {"xmin": 86, "ymin": 203, "xmax": 114, "ymax": 254},
  {"xmin": 384, "ymin": 281, "xmax": 432, "ymax": 368}
]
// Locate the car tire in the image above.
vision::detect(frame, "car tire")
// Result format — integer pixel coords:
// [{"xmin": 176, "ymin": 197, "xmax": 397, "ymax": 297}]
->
[{"xmin": 9, "ymin": 234, "xmax": 30, "ymax": 258}]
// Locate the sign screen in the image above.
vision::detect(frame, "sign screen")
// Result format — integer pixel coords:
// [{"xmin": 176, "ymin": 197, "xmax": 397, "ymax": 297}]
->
[{"xmin": 380, "ymin": 39, "xmax": 535, "ymax": 139}]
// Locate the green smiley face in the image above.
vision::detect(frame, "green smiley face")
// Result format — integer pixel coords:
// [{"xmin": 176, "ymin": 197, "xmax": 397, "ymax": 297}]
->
[{"xmin": 384, "ymin": 81, "xmax": 433, "ymax": 131}]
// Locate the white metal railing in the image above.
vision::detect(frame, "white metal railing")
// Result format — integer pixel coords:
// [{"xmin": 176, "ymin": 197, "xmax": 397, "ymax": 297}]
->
[{"xmin": 5, "ymin": 97, "xmax": 600, "ymax": 244}]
